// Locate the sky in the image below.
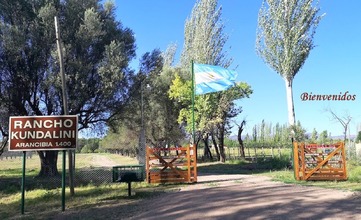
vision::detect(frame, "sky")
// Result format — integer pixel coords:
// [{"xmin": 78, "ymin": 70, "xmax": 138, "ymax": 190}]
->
[{"xmin": 114, "ymin": 0, "xmax": 361, "ymax": 137}]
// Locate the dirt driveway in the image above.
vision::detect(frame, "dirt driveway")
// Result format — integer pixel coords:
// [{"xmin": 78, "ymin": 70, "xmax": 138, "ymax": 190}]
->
[
  {"xmin": 54, "ymin": 174, "xmax": 361, "ymax": 220},
  {"xmin": 129, "ymin": 174, "xmax": 361, "ymax": 220}
]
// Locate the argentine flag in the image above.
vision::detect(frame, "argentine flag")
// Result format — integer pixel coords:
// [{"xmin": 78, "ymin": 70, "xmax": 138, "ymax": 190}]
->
[{"xmin": 194, "ymin": 63, "xmax": 237, "ymax": 95}]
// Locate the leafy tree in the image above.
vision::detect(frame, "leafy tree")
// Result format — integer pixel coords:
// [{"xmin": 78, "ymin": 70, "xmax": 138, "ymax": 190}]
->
[
  {"xmin": 311, "ymin": 128, "xmax": 318, "ymax": 143},
  {"xmin": 318, "ymin": 130, "xmax": 329, "ymax": 144},
  {"xmin": 100, "ymin": 124, "xmax": 137, "ymax": 156},
  {"xmin": 256, "ymin": 0, "xmax": 324, "ymax": 128},
  {"xmin": 0, "ymin": 0, "xmax": 135, "ymax": 176},
  {"xmin": 356, "ymin": 131, "xmax": 361, "ymax": 144},
  {"xmin": 162, "ymin": 43, "xmax": 178, "ymax": 68},
  {"xmin": 106, "ymin": 48, "xmax": 186, "ymax": 156},
  {"xmin": 170, "ymin": 0, "xmax": 252, "ymax": 162},
  {"xmin": 290, "ymin": 121, "xmax": 307, "ymax": 142}
]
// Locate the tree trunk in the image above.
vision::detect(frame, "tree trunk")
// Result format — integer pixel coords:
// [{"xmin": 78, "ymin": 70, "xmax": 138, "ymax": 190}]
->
[
  {"xmin": 285, "ymin": 79, "xmax": 296, "ymax": 126},
  {"xmin": 37, "ymin": 151, "xmax": 60, "ymax": 177},
  {"xmin": 211, "ymin": 133, "xmax": 220, "ymax": 161},
  {"xmin": 238, "ymin": 121, "xmax": 246, "ymax": 158},
  {"xmin": 203, "ymin": 137, "xmax": 213, "ymax": 160},
  {"xmin": 218, "ymin": 123, "xmax": 226, "ymax": 163}
]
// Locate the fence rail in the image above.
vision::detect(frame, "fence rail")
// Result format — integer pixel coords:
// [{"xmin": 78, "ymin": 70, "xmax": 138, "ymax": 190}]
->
[{"xmin": 197, "ymin": 145, "xmax": 292, "ymax": 162}]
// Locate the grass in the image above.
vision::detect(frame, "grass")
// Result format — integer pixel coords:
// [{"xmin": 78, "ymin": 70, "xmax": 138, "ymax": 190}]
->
[
  {"xmin": 198, "ymin": 157, "xmax": 361, "ymax": 192},
  {"xmin": 0, "ymin": 182, "xmax": 173, "ymax": 219},
  {"xmin": 0, "ymin": 153, "xmax": 172, "ymax": 219}
]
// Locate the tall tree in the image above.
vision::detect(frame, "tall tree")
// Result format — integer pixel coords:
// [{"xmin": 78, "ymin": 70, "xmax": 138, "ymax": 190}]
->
[
  {"xmin": 0, "ymin": 0, "xmax": 136, "ymax": 176},
  {"xmin": 170, "ymin": 0, "xmax": 252, "ymax": 162},
  {"xmin": 108, "ymin": 49, "xmax": 185, "ymax": 152},
  {"xmin": 311, "ymin": 128, "xmax": 318, "ymax": 143},
  {"xmin": 325, "ymin": 108, "xmax": 352, "ymax": 142},
  {"xmin": 256, "ymin": 0, "xmax": 324, "ymax": 127}
]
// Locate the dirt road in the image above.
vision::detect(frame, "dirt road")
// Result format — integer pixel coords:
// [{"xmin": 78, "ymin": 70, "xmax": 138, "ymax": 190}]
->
[
  {"xmin": 54, "ymin": 174, "xmax": 361, "ymax": 220},
  {"xmin": 129, "ymin": 174, "xmax": 361, "ymax": 220}
]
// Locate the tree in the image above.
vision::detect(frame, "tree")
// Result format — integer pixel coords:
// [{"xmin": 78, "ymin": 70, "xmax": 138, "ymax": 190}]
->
[
  {"xmin": 170, "ymin": 0, "xmax": 252, "ymax": 162},
  {"xmin": 325, "ymin": 108, "xmax": 352, "ymax": 142},
  {"xmin": 256, "ymin": 0, "xmax": 324, "ymax": 128},
  {"xmin": 236, "ymin": 119, "xmax": 247, "ymax": 158},
  {"xmin": 311, "ymin": 128, "xmax": 318, "ymax": 143},
  {"xmin": 356, "ymin": 131, "xmax": 361, "ymax": 144},
  {"xmin": 100, "ymin": 124, "xmax": 138, "ymax": 156},
  {"xmin": 318, "ymin": 130, "xmax": 329, "ymax": 144},
  {"xmin": 106, "ymin": 48, "xmax": 186, "ymax": 155},
  {"xmin": 290, "ymin": 121, "xmax": 307, "ymax": 142},
  {"xmin": 0, "ymin": 0, "xmax": 136, "ymax": 176}
]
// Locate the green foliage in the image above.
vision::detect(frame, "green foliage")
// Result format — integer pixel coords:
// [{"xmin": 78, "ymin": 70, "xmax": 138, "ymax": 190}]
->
[
  {"xmin": 355, "ymin": 131, "xmax": 361, "ymax": 143},
  {"xmin": 347, "ymin": 160, "xmax": 361, "ymax": 183},
  {"xmin": 100, "ymin": 125, "xmax": 137, "ymax": 155},
  {"xmin": 289, "ymin": 121, "xmax": 307, "ymax": 142},
  {"xmin": 318, "ymin": 130, "xmax": 331, "ymax": 144},
  {"xmin": 310, "ymin": 128, "xmax": 318, "ymax": 143},
  {"xmin": 256, "ymin": 0, "xmax": 324, "ymax": 80},
  {"xmin": 256, "ymin": 0, "xmax": 324, "ymax": 127},
  {"xmin": 0, "ymin": 0, "xmax": 136, "ymax": 132},
  {"xmin": 180, "ymin": 0, "xmax": 230, "ymax": 68},
  {"xmin": 81, "ymin": 145, "xmax": 93, "ymax": 153},
  {"xmin": 246, "ymin": 120, "xmax": 297, "ymax": 147},
  {"xmin": 107, "ymin": 49, "xmax": 186, "ymax": 148}
]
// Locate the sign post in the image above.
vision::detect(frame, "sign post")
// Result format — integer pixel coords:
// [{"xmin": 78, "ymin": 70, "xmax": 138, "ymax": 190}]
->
[{"xmin": 8, "ymin": 115, "xmax": 78, "ymax": 213}]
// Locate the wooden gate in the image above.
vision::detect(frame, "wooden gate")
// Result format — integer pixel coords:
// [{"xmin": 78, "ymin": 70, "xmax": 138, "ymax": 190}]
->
[
  {"xmin": 293, "ymin": 142, "xmax": 347, "ymax": 181},
  {"xmin": 146, "ymin": 144, "xmax": 197, "ymax": 184}
]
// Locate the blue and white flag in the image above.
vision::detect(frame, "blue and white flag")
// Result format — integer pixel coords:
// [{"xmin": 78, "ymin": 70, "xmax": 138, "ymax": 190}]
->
[{"xmin": 194, "ymin": 63, "xmax": 237, "ymax": 95}]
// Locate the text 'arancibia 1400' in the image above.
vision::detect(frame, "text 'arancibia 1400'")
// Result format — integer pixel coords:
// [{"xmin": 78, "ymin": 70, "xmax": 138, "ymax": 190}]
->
[{"xmin": 8, "ymin": 116, "xmax": 78, "ymax": 151}]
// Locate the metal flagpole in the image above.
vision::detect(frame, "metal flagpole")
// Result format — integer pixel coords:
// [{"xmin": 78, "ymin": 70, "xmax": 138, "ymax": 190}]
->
[{"xmin": 191, "ymin": 60, "xmax": 195, "ymax": 144}]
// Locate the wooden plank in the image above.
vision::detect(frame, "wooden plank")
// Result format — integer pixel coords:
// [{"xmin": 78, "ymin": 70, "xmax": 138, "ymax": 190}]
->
[
  {"xmin": 146, "ymin": 144, "xmax": 197, "ymax": 184},
  {"xmin": 293, "ymin": 142, "xmax": 300, "ymax": 180}
]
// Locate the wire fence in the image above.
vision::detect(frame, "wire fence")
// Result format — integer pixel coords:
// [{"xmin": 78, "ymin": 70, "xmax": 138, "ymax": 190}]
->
[
  {"xmin": 0, "ymin": 152, "xmax": 117, "ymax": 192},
  {"xmin": 197, "ymin": 144, "xmax": 292, "ymax": 162}
]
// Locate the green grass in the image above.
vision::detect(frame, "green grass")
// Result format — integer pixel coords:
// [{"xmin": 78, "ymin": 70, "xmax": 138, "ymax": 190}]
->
[
  {"xmin": 0, "ymin": 154, "xmax": 161, "ymax": 219},
  {"xmin": 0, "ymin": 182, "xmax": 172, "ymax": 219},
  {"xmin": 198, "ymin": 157, "xmax": 361, "ymax": 192}
]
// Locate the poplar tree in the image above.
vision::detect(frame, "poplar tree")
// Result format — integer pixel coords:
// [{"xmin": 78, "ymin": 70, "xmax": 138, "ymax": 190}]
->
[
  {"xmin": 256, "ymin": 0, "xmax": 324, "ymax": 127},
  {"xmin": 171, "ymin": 0, "xmax": 252, "ymax": 162}
]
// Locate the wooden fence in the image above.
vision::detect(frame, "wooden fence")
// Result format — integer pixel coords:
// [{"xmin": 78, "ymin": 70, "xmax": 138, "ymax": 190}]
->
[
  {"xmin": 197, "ymin": 145, "xmax": 291, "ymax": 162},
  {"xmin": 146, "ymin": 145, "xmax": 197, "ymax": 184}
]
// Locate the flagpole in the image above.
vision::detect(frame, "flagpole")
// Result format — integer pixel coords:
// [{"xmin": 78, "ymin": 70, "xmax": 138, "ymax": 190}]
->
[{"xmin": 191, "ymin": 60, "xmax": 195, "ymax": 144}]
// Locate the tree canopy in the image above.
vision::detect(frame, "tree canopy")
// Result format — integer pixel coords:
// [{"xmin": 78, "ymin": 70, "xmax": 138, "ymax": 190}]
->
[
  {"xmin": 170, "ymin": 0, "xmax": 252, "ymax": 162},
  {"xmin": 0, "ymin": 0, "xmax": 136, "ymax": 135},
  {"xmin": 256, "ymin": 0, "xmax": 324, "ymax": 127},
  {"xmin": 0, "ymin": 0, "xmax": 136, "ymax": 176}
]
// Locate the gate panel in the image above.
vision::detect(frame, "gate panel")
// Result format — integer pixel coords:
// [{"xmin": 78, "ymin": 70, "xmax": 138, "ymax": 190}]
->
[
  {"xmin": 146, "ymin": 145, "xmax": 197, "ymax": 184},
  {"xmin": 293, "ymin": 142, "xmax": 347, "ymax": 181}
]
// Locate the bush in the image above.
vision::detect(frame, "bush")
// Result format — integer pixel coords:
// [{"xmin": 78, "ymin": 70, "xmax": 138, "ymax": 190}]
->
[
  {"xmin": 81, "ymin": 145, "xmax": 93, "ymax": 153},
  {"xmin": 347, "ymin": 160, "xmax": 361, "ymax": 182}
]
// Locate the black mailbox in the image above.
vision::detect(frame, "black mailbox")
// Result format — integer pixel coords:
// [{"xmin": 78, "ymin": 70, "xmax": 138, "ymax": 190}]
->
[{"xmin": 112, "ymin": 165, "xmax": 145, "ymax": 196}]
